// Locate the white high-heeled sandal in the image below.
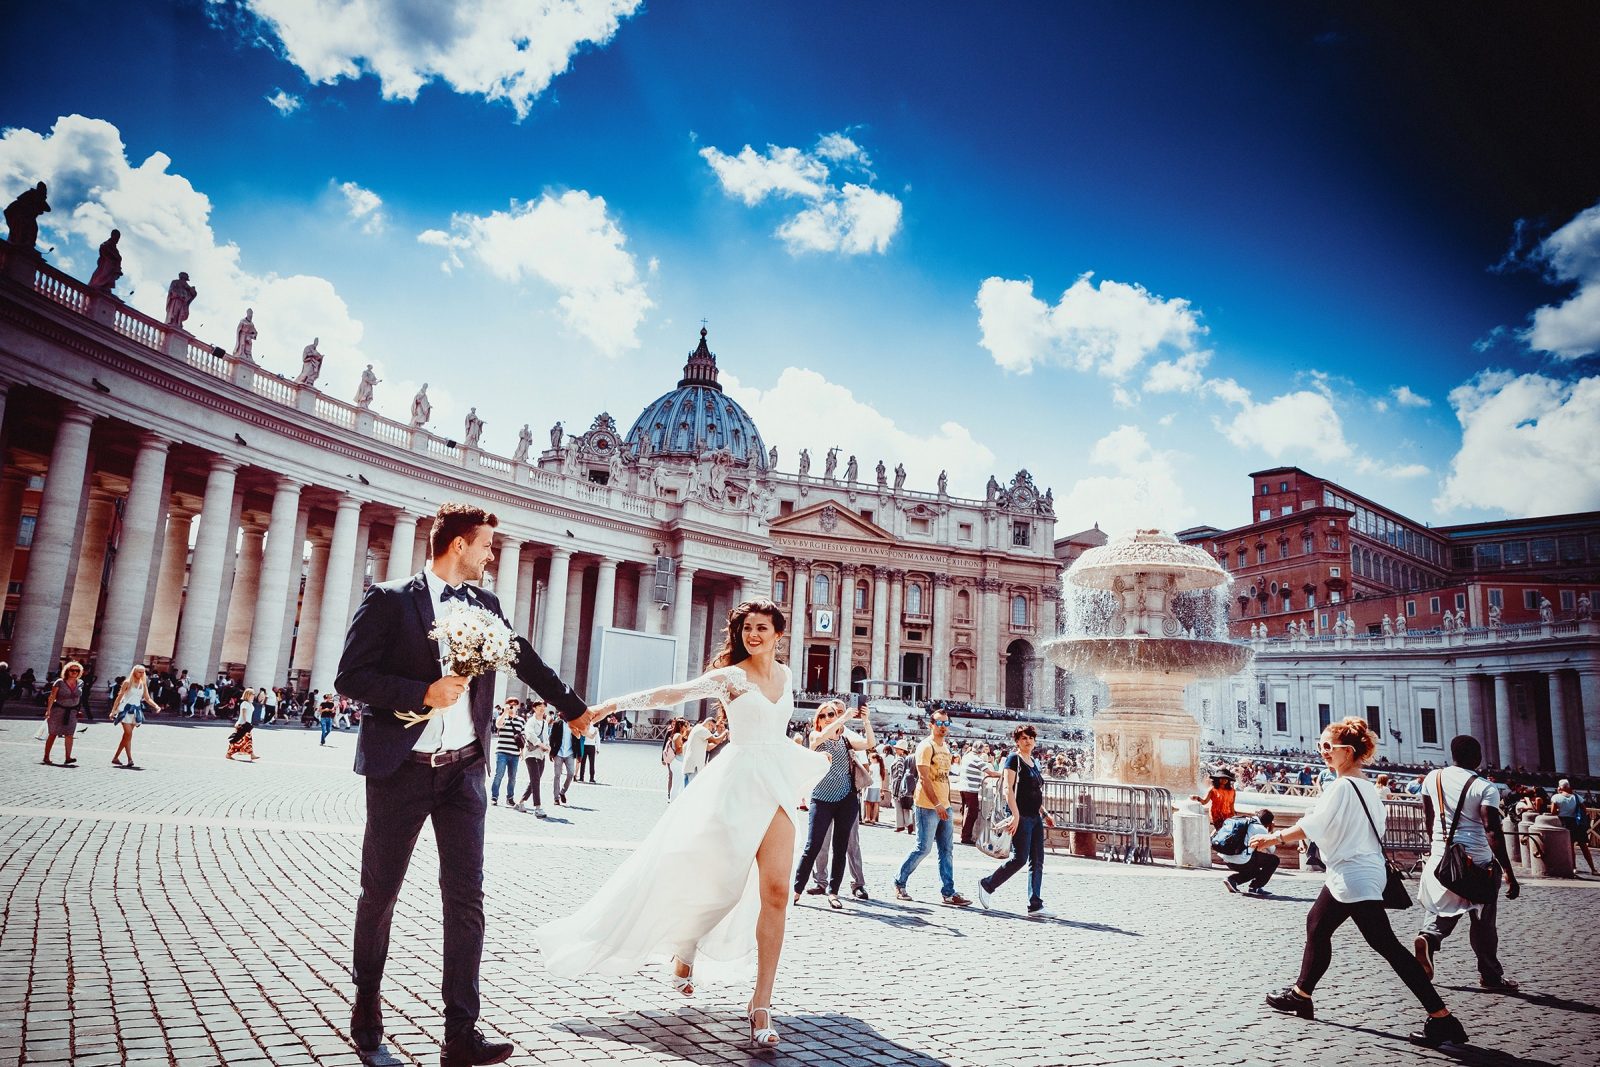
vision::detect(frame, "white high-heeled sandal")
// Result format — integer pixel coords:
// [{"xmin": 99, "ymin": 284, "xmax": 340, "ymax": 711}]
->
[
  {"xmin": 747, "ymin": 1005, "xmax": 780, "ymax": 1048},
  {"xmin": 668, "ymin": 957, "xmax": 694, "ymax": 996}
]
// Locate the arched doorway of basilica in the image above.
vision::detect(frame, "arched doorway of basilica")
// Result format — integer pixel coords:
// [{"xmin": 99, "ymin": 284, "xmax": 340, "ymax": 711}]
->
[
  {"xmin": 850, "ymin": 666, "xmax": 867, "ymax": 694},
  {"xmin": 901, "ymin": 653, "xmax": 926, "ymax": 702},
  {"xmin": 805, "ymin": 645, "xmax": 832, "ymax": 693},
  {"xmin": 1004, "ymin": 639, "xmax": 1033, "ymax": 709}
]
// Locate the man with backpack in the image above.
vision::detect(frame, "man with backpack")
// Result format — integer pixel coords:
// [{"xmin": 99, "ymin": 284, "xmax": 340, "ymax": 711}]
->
[
  {"xmin": 1215, "ymin": 808, "xmax": 1279, "ymax": 896},
  {"xmin": 890, "ymin": 742, "xmax": 917, "ymax": 832}
]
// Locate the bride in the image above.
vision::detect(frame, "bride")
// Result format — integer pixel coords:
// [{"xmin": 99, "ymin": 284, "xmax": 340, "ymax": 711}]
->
[{"xmin": 534, "ymin": 599, "xmax": 827, "ymax": 1048}]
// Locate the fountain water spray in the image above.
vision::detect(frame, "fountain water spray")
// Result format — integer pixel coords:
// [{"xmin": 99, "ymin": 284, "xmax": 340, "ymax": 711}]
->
[{"xmin": 1044, "ymin": 529, "xmax": 1255, "ymax": 793}]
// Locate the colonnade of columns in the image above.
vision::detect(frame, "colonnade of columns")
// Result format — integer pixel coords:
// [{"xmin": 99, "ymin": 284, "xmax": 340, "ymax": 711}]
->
[
  {"xmin": 1472, "ymin": 667, "xmax": 1599, "ymax": 775},
  {"xmin": 0, "ymin": 394, "xmax": 745, "ymax": 707}
]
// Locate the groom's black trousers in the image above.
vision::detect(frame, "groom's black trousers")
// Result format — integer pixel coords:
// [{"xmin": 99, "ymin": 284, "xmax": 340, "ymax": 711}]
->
[{"xmin": 353, "ymin": 754, "xmax": 487, "ymax": 1040}]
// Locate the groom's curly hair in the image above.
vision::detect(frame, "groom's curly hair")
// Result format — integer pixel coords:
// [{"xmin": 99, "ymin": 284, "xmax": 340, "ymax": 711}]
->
[{"xmin": 430, "ymin": 502, "xmax": 498, "ymax": 557}]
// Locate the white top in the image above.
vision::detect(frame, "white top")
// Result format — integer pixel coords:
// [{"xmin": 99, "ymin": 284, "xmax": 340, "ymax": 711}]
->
[
  {"xmin": 118, "ymin": 679, "xmax": 149, "ymax": 708},
  {"xmin": 684, "ymin": 722, "xmax": 713, "ymax": 773},
  {"xmin": 1296, "ymin": 775, "xmax": 1388, "ymax": 903},
  {"xmin": 1551, "ymin": 791, "xmax": 1581, "ymax": 818},
  {"xmin": 1424, "ymin": 766, "xmax": 1498, "ymax": 864},
  {"xmin": 1217, "ymin": 821, "xmax": 1276, "ymax": 866},
  {"xmin": 411, "ymin": 567, "xmax": 479, "ymax": 753}
]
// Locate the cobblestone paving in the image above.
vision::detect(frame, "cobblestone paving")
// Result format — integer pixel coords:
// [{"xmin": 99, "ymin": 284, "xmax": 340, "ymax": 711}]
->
[{"xmin": 2, "ymin": 717, "xmax": 1597, "ymax": 1067}]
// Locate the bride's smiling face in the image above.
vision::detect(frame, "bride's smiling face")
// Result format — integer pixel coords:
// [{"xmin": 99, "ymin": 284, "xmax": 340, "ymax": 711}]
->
[{"xmin": 740, "ymin": 613, "xmax": 780, "ymax": 655}]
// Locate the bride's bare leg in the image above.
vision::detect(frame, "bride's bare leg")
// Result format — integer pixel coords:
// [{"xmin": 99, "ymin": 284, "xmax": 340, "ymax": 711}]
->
[{"xmin": 750, "ymin": 806, "xmax": 795, "ymax": 1013}]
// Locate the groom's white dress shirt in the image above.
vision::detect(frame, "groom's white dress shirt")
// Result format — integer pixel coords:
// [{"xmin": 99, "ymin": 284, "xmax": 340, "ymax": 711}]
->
[{"xmin": 412, "ymin": 566, "xmax": 478, "ymax": 754}]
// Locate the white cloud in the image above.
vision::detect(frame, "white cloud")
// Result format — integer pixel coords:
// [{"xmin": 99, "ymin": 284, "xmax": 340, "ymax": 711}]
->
[
  {"xmin": 1055, "ymin": 425, "xmax": 1197, "ymax": 538},
  {"xmin": 775, "ymin": 183, "xmax": 901, "ymax": 256},
  {"xmin": 1435, "ymin": 370, "xmax": 1600, "ymax": 515},
  {"xmin": 700, "ymin": 132, "xmax": 902, "ymax": 256},
  {"xmin": 1215, "ymin": 387, "xmax": 1353, "ymax": 462},
  {"xmin": 232, "ymin": 0, "xmax": 642, "ymax": 119},
  {"xmin": 265, "ymin": 88, "xmax": 302, "ymax": 115},
  {"xmin": 418, "ymin": 189, "xmax": 652, "ymax": 356},
  {"xmin": 337, "ymin": 180, "xmax": 385, "ymax": 234},
  {"xmin": 0, "ymin": 115, "xmax": 423, "ymax": 402},
  {"xmin": 1526, "ymin": 200, "xmax": 1600, "ymax": 360},
  {"xmin": 722, "ymin": 367, "xmax": 995, "ymax": 494},
  {"xmin": 1391, "ymin": 384, "xmax": 1431, "ymax": 408},
  {"xmin": 1143, "ymin": 350, "xmax": 1211, "ymax": 394},
  {"xmin": 1353, "ymin": 458, "xmax": 1430, "ymax": 479},
  {"xmin": 975, "ymin": 272, "xmax": 1207, "ymax": 379}
]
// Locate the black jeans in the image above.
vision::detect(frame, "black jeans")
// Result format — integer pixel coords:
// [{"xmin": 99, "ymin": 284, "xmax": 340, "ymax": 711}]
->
[
  {"xmin": 960, "ymin": 790, "xmax": 981, "ymax": 845},
  {"xmin": 519, "ymin": 757, "xmax": 546, "ymax": 807},
  {"xmin": 793, "ymin": 794, "xmax": 859, "ymax": 893},
  {"xmin": 1226, "ymin": 852, "xmax": 1279, "ymax": 890},
  {"xmin": 1297, "ymin": 887, "xmax": 1445, "ymax": 1013},
  {"xmin": 353, "ymin": 756, "xmax": 488, "ymax": 1040},
  {"xmin": 580, "ymin": 747, "xmax": 597, "ymax": 781}
]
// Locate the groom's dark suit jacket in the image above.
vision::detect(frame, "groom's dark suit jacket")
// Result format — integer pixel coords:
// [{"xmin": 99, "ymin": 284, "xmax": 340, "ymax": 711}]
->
[{"xmin": 336, "ymin": 571, "xmax": 588, "ymax": 778}]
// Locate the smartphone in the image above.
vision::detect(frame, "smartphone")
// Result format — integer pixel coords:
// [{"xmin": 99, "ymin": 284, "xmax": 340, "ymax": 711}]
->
[{"xmin": 848, "ymin": 692, "xmax": 867, "ymax": 710}]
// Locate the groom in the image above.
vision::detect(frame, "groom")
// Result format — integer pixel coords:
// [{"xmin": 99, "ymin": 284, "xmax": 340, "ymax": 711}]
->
[{"xmin": 337, "ymin": 502, "xmax": 596, "ymax": 1065}]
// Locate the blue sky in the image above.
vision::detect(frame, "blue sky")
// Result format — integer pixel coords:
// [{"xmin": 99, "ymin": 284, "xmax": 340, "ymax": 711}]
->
[{"xmin": 3, "ymin": 1, "xmax": 1597, "ymax": 535}]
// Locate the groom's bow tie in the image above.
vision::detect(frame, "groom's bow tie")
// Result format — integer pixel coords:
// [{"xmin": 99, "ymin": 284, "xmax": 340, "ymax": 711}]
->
[{"xmin": 441, "ymin": 584, "xmax": 474, "ymax": 603}]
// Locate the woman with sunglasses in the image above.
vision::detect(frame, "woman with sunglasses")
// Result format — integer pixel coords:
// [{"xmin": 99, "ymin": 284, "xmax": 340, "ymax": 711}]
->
[
  {"xmin": 1250, "ymin": 717, "xmax": 1468, "ymax": 1048},
  {"xmin": 792, "ymin": 699, "xmax": 875, "ymax": 909},
  {"xmin": 41, "ymin": 661, "xmax": 86, "ymax": 766}
]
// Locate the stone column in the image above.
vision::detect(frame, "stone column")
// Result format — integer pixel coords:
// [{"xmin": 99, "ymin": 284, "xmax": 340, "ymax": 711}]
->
[
  {"xmin": 369, "ymin": 541, "xmax": 390, "ymax": 589},
  {"xmin": 0, "ymin": 468, "xmax": 30, "ymax": 599},
  {"xmin": 243, "ymin": 478, "xmax": 302, "ymax": 691},
  {"xmin": 835, "ymin": 564, "xmax": 855, "ymax": 692},
  {"xmin": 345, "ymin": 511, "xmax": 373, "ymax": 625},
  {"xmin": 673, "ymin": 564, "xmax": 697, "ymax": 682},
  {"xmin": 276, "ymin": 504, "xmax": 312, "ymax": 685},
  {"xmin": 870, "ymin": 567, "xmax": 888, "ymax": 686},
  {"xmin": 930, "ymin": 573, "xmax": 952, "ymax": 700},
  {"xmin": 1548, "ymin": 670, "xmax": 1571, "ymax": 774},
  {"xmin": 310, "ymin": 495, "xmax": 362, "ymax": 695},
  {"xmin": 491, "ymin": 537, "xmax": 523, "ymax": 705},
  {"xmin": 208, "ymin": 489, "xmax": 249, "ymax": 674},
  {"xmin": 635, "ymin": 564, "xmax": 655, "ymax": 632},
  {"xmin": 387, "ymin": 513, "xmax": 418, "ymax": 582},
  {"xmin": 9, "ymin": 406, "xmax": 96, "ymax": 675},
  {"xmin": 976, "ymin": 577, "xmax": 1003, "ymax": 705},
  {"xmin": 1491, "ymin": 673, "xmax": 1513, "ymax": 768},
  {"xmin": 560, "ymin": 561, "xmax": 587, "ymax": 682},
  {"xmin": 787, "ymin": 559, "xmax": 809, "ymax": 666},
  {"xmin": 593, "ymin": 557, "xmax": 619, "ymax": 636},
  {"xmin": 886, "ymin": 569, "xmax": 905, "ymax": 694},
  {"xmin": 292, "ymin": 538, "xmax": 331, "ymax": 673},
  {"xmin": 1579, "ymin": 669, "xmax": 1600, "ymax": 777},
  {"xmin": 412, "ymin": 525, "xmax": 432, "ymax": 575},
  {"xmin": 513, "ymin": 549, "xmax": 537, "ymax": 698},
  {"xmin": 539, "ymin": 549, "xmax": 572, "ymax": 665},
  {"xmin": 171, "ymin": 456, "xmax": 239, "ymax": 679},
  {"xmin": 1035, "ymin": 585, "xmax": 1058, "ymax": 709},
  {"xmin": 95, "ymin": 434, "xmax": 170, "ymax": 676},
  {"xmin": 62, "ymin": 487, "xmax": 118, "ymax": 650},
  {"xmin": 145, "ymin": 507, "xmax": 193, "ymax": 661},
  {"xmin": 219, "ymin": 525, "xmax": 266, "ymax": 666}
]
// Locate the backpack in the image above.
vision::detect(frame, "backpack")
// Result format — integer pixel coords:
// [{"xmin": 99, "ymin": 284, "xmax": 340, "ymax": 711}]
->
[
  {"xmin": 894, "ymin": 754, "xmax": 920, "ymax": 800},
  {"xmin": 1211, "ymin": 815, "xmax": 1254, "ymax": 855},
  {"xmin": 661, "ymin": 733, "xmax": 677, "ymax": 766}
]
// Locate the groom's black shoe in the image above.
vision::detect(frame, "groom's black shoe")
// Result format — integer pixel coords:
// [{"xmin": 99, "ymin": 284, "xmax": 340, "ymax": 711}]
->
[
  {"xmin": 440, "ymin": 1028, "xmax": 513, "ymax": 1067},
  {"xmin": 350, "ymin": 993, "xmax": 383, "ymax": 1052}
]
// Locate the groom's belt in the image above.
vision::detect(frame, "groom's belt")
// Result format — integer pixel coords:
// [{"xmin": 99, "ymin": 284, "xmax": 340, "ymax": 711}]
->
[{"xmin": 409, "ymin": 740, "xmax": 483, "ymax": 768}]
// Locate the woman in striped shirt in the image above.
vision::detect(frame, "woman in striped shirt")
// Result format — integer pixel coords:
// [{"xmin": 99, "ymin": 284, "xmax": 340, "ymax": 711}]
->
[{"xmin": 491, "ymin": 700, "xmax": 526, "ymax": 807}]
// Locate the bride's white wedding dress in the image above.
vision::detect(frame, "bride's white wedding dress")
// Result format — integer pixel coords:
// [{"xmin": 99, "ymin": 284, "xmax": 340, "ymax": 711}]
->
[{"xmin": 535, "ymin": 663, "xmax": 827, "ymax": 977}]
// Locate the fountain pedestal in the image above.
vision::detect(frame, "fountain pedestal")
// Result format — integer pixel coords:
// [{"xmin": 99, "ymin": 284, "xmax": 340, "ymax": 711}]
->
[{"xmin": 1092, "ymin": 675, "xmax": 1204, "ymax": 794}]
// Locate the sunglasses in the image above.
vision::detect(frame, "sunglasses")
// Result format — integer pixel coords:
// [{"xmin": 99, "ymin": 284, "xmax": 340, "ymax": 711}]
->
[
  {"xmin": 65, "ymin": 668, "xmax": 82, "ymax": 674},
  {"xmin": 1317, "ymin": 741, "xmax": 1354, "ymax": 753}
]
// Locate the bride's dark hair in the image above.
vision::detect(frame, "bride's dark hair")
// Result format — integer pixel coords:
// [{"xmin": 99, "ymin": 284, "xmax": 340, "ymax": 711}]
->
[{"xmin": 708, "ymin": 599, "xmax": 787, "ymax": 670}]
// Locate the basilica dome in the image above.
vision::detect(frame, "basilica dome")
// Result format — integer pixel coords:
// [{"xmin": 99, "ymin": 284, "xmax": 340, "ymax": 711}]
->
[{"xmin": 624, "ymin": 328, "xmax": 769, "ymax": 471}]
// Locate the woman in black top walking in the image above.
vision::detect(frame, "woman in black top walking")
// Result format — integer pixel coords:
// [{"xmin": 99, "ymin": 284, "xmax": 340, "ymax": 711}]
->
[{"xmin": 976, "ymin": 725, "xmax": 1056, "ymax": 918}]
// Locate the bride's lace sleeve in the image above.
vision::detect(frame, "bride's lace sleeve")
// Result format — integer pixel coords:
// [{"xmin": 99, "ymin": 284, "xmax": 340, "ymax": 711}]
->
[{"xmin": 608, "ymin": 667, "xmax": 750, "ymax": 712}]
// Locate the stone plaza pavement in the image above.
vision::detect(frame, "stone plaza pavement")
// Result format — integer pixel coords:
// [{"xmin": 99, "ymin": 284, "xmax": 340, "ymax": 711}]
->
[{"xmin": 1, "ymin": 718, "xmax": 1597, "ymax": 1067}]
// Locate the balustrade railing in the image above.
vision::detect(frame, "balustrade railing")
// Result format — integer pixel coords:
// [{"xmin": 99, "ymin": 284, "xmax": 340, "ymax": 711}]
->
[{"xmin": 3, "ymin": 249, "xmax": 698, "ymax": 531}]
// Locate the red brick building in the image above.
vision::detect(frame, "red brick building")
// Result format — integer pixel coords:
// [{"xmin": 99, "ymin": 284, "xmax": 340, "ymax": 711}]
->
[{"xmin": 1180, "ymin": 467, "xmax": 1600, "ymax": 637}]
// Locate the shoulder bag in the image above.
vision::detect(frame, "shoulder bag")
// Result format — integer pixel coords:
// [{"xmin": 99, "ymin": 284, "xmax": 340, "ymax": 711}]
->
[
  {"xmin": 1434, "ymin": 773, "xmax": 1498, "ymax": 904},
  {"xmin": 1349, "ymin": 778, "xmax": 1413, "ymax": 910}
]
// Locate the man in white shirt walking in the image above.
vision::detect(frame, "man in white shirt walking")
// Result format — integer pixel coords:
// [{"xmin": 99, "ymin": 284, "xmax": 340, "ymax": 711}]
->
[{"xmin": 682, "ymin": 715, "xmax": 722, "ymax": 788}]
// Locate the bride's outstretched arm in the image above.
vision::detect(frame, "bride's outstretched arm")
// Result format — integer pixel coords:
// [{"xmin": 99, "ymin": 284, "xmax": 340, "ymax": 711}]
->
[{"xmin": 595, "ymin": 668, "xmax": 740, "ymax": 715}]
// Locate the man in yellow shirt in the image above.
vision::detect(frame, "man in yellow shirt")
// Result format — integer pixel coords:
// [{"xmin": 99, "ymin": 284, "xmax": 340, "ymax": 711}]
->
[{"xmin": 893, "ymin": 708, "xmax": 972, "ymax": 906}]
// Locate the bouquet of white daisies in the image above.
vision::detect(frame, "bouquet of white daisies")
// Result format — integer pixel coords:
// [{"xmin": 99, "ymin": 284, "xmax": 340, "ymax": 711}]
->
[{"xmin": 430, "ymin": 604, "xmax": 519, "ymax": 678}]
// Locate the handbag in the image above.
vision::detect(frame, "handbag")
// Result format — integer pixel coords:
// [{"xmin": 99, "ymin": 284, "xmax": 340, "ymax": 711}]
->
[
  {"xmin": 1434, "ymin": 774, "xmax": 1498, "ymax": 905},
  {"xmin": 1349, "ymin": 779, "xmax": 1412, "ymax": 910},
  {"xmin": 850, "ymin": 750, "xmax": 872, "ymax": 792}
]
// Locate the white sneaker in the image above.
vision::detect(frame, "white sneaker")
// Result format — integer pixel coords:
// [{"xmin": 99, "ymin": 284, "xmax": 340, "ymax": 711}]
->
[
  {"xmin": 976, "ymin": 882, "xmax": 994, "ymax": 911},
  {"xmin": 533, "ymin": 807, "xmax": 547, "ymax": 819},
  {"xmin": 1028, "ymin": 906, "xmax": 1057, "ymax": 919}
]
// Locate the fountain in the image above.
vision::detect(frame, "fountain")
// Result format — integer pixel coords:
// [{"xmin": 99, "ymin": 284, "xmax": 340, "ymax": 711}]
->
[{"xmin": 1044, "ymin": 529, "xmax": 1254, "ymax": 795}]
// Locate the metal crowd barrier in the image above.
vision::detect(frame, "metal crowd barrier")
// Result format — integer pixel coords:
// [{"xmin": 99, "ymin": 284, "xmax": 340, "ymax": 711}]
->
[
  {"xmin": 1382, "ymin": 797, "xmax": 1431, "ymax": 874},
  {"xmin": 977, "ymin": 778, "xmax": 1174, "ymax": 865}
]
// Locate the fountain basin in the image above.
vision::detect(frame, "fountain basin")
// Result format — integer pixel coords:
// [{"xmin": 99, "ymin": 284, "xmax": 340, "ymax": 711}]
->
[
  {"xmin": 1044, "ymin": 636, "xmax": 1252, "ymax": 679},
  {"xmin": 1065, "ymin": 530, "xmax": 1229, "ymax": 592}
]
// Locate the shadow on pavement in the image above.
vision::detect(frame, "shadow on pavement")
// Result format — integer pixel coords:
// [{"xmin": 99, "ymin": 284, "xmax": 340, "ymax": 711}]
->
[
  {"xmin": 557, "ymin": 1007, "xmax": 950, "ymax": 1065},
  {"xmin": 1311, "ymin": 1019, "xmax": 1561, "ymax": 1067},
  {"xmin": 1441, "ymin": 984, "xmax": 1600, "ymax": 1015}
]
